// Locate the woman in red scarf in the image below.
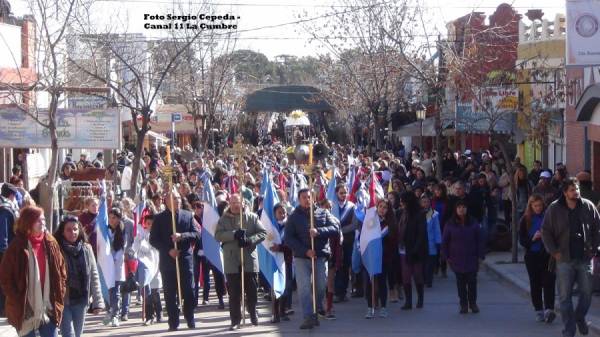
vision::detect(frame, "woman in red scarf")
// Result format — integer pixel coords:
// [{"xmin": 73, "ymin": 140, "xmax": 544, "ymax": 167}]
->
[{"xmin": 0, "ymin": 206, "xmax": 67, "ymax": 337}]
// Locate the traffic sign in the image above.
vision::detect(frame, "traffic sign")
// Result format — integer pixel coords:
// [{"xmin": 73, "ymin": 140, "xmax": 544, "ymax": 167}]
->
[{"xmin": 171, "ymin": 113, "xmax": 182, "ymax": 122}]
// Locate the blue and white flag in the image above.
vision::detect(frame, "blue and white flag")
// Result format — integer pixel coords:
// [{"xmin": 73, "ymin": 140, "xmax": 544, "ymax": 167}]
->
[
  {"xmin": 346, "ymin": 166, "xmax": 355, "ymax": 196},
  {"xmin": 289, "ymin": 171, "xmax": 298, "ymax": 208},
  {"xmin": 359, "ymin": 207, "xmax": 383, "ymax": 277},
  {"xmin": 258, "ymin": 168, "xmax": 287, "ymax": 298},
  {"xmin": 326, "ymin": 167, "xmax": 337, "ymax": 203},
  {"xmin": 199, "ymin": 173, "xmax": 225, "ymax": 274},
  {"xmin": 96, "ymin": 180, "xmax": 116, "ymax": 300}
]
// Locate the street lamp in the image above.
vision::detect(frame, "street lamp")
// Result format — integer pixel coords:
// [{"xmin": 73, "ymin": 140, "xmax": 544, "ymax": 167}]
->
[
  {"xmin": 416, "ymin": 104, "xmax": 427, "ymax": 153},
  {"xmin": 417, "ymin": 104, "xmax": 427, "ymax": 155}
]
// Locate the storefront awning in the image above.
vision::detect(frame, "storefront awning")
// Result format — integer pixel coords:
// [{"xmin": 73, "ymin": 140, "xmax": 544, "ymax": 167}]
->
[
  {"xmin": 146, "ymin": 130, "xmax": 170, "ymax": 142},
  {"xmin": 394, "ymin": 117, "xmax": 437, "ymax": 137}
]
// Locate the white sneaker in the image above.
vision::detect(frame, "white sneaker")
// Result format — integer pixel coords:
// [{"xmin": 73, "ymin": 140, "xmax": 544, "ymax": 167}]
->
[
  {"xmin": 365, "ymin": 308, "xmax": 374, "ymax": 319},
  {"xmin": 535, "ymin": 311, "xmax": 545, "ymax": 322},
  {"xmin": 111, "ymin": 317, "xmax": 120, "ymax": 327},
  {"xmin": 379, "ymin": 307, "xmax": 388, "ymax": 318},
  {"xmin": 544, "ymin": 309, "xmax": 556, "ymax": 323}
]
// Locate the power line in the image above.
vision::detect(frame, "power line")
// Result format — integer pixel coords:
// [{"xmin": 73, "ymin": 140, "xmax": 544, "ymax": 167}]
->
[{"xmin": 94, "ymin": 0, "xmax": 564, "ymax": 9}]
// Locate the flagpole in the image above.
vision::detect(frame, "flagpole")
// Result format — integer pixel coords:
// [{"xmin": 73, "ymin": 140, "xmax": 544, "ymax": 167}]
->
[
  {"xmin": 142, "ymin": 285, "xmax": 146, "ymax": 323},
  {"xmin": 371, "ymin": 275, "xmax": 376, "ymax": 315},
  {"xmin": 163, "ymin": 146, "xmax": 184, "ymax": 315},
  {"xmin": 308, "ymin": 143, "xmax": 317, "ymax": 316}
]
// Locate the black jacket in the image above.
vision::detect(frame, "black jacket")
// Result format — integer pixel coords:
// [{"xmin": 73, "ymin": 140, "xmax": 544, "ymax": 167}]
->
[
  {"xmin": 399, "ymin": 211, "xmax": 428, "ymax": 263},
  {"xmin": 285, "ymin": 206, "xmax": 340, "ymax": 259},
  {"xmin": 150, "ymin": 209, "xmax": 200, "ymax": 271}
]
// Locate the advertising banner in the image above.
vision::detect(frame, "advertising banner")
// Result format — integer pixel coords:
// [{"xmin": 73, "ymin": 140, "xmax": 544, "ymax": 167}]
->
[
  {"xmin": 456, "ymin": 86, "xmax": 517, "ymax": 134},
  {"xmin": 0, "ymin": 108, "xmax": 120, "ymax": 149},
  {"xmin": 567, "ymin": 0, "xmax": 600, "ymax": 66}
]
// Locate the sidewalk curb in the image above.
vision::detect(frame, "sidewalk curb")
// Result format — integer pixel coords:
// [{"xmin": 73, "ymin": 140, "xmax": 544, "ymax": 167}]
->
[{"xmin": 483, "ymin": 260, "xmax": 600, "ymax": 336}]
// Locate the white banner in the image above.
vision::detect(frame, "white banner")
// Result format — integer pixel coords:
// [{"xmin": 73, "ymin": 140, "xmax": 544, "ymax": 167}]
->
[
  {"xmin": 567, "ymin": 0, "xmax": 600, "ymax": 66},
  {"xmin": 0, "ymin": 108, "xmax": 120, "ymax": 149}
]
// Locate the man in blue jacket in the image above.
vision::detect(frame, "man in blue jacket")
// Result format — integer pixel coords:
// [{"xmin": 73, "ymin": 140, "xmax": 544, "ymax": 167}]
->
[
  {"xmin": 0, "ymin": 183, "xmax": 18, "ymax": 317},
  {"xmin": 150, "ymin": 189, "xmax": 201, "ymax": 331},
  {"xmin": 285, "ymin": 188, "xmax": 340, "ymax": 330}
]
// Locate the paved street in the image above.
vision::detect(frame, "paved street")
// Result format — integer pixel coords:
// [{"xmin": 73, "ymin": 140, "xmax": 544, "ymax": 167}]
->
[{"xmin": 4, "ymin": 270, "xmax": 584, "ymax": 337}]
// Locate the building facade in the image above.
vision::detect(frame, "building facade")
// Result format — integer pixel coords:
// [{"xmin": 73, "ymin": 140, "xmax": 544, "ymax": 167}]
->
[{"xmin": 516, "ymin": 11, "xmax": 566, "ymax": 171}]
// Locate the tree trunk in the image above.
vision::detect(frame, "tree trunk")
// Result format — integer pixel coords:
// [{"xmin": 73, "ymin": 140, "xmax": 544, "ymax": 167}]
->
[
  {"xmin": 435, "ymin": 98, "xmax": 443, "ymax": 181},
  {"xmin": 493, "ymin": 136, "xmax": 518, "ymax": 263},
  {"xmin": 41, "ymin": 94, "xmax": 60, "ymax": 232},
  {"xmin": 193, "ymin": 115, "xmax": 203, "ymax": 153},
  {"xmin": 131, "ymin": 128, "xmax": 146, "ymax": 201}
]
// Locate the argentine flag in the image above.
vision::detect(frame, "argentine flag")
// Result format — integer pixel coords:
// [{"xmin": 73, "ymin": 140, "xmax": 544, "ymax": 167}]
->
[
  {"xmin": 326, "ymin": 166, "xmax": 337, "ymax": 202},
  {"xmin": 199, "ymin": 172, "xmax": 225, "ymax": 274},
  {"xmin": 359, "ymin": 207, "xmax": 384, "ymax": 277},
  {"xmin": 258, "ymin": 168, "xmax": 287, "ymax": 298},
  {"xmin": 96, "ymin": 180, "xmax": 117, "ymax": 300},
  {"xmin": 289, "ymin": 171, "xmax": 298, "ymax": 208}
]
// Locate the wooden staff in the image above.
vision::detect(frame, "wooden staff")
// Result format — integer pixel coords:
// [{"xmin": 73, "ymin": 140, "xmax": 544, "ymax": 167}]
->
[
  {"xmin": 307, "ymin": 143, "xmax": 317, "ymax": 315},
  {"xmin": 163, "ymin": 146, "xmax": 184, "ymax": 312},
  {"xmin": 232, "ymin": 137, "xmax": 246, "ymax": 326}
]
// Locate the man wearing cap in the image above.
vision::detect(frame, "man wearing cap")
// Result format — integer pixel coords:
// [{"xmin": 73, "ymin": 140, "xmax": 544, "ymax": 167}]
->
[
  {"xmin": 0, "ymin": 183, "xmax": 19, "ymax": 317},
  {"xmin": 533, "ymin": 170, "xmax": 559, "ymax": 207}
]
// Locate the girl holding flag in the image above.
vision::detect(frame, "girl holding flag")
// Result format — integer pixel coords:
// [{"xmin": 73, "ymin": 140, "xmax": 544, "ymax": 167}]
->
[
  {"xmin": 133, "ymin": 214, "xmax": 163, "ymax": 325},
  {"xmin": 363, "ymin": 199, "xmax": 397, "ymax": 319},
  {"xmin": 269, "ymin": 203, "xmax": 293, "ymax": 323},
  {"xmin": 102, "ymin": 208, "xmax": 128, "ymax": 327}
]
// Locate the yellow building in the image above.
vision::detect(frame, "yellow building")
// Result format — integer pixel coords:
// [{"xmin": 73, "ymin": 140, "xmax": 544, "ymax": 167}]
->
[{"xmin": 516, "ymin": 12, "xmax": 565, "ymax": 171}]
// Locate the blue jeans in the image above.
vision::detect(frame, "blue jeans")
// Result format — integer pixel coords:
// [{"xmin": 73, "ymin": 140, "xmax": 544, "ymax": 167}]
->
[
  {"xmin": 60, "ymin": 301, "xmax": 87, "ymax": 337},
  {"xmin": 295, "ymin": 257, "xmax": 326, "ymax": 320},
  {"xmin": 121, "ymin": 287, "xmax": 130, "ymax": 316},
  {"xmin": 109, "ymin": 282, "xmax": 123, "ymax": 319},
  {"xmin": 22, "ymin": 320, "xmax": 57, "ymax": 337},
  {"xmin": 556, "ymin": 260, "xmax": 593, "ymax": 337}
]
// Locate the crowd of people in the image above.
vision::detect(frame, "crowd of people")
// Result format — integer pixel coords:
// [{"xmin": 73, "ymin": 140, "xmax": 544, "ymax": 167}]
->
[{"xmin": 0, "ymin": 140, "xmax": 599, "ymax": 337}]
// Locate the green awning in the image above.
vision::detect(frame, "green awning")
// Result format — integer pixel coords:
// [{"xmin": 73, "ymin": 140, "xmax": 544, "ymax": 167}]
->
[{"xmin": 243, "ymin": 85, "xmax": 334, "ymax": 113}]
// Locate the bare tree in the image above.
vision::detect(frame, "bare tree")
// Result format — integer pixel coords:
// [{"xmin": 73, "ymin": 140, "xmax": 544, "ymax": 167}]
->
[
  {"xmin": 301, "ymin": 0, "xmax": 419, "ymax": 152},
  {"xmin": 0, "ymin": 0, "xmax": 92, "ymax": 230},
  {"xmin": 69, "ymin": 8, "xmax": 225, "ymax": 199},
  {"xmin": 162, "ymin": 11, "xmax": 238, "ymax": 152}
]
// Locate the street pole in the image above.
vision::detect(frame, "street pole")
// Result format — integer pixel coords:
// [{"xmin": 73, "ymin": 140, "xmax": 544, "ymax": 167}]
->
[
  {"xmin": 420, "ymin": 119, "xmax": 424, "ymax": 153},
  {"xmin": 171, "ymin": 121, "xmax": 176, "ymax": 148}
]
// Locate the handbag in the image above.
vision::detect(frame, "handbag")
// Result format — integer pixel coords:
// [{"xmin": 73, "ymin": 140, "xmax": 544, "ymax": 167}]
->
[{"xmin": 122, "ymin": 272, "xmax": 139, "ymax": 293}]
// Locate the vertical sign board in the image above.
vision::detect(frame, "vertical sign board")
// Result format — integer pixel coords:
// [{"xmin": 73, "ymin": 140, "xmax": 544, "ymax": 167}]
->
[{"xmin": 567, "ymin": 0, "xmax": 600, "ymax": 66}]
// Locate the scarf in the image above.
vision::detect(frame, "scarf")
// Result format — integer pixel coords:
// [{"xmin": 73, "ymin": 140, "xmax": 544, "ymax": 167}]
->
[
  {"xmin": 20, "ymin": 240, "xmax": 51, "ymax": 337},
  {"xmin": 62, "ymin": 240, "xmax": 88, "ymax": 301}
]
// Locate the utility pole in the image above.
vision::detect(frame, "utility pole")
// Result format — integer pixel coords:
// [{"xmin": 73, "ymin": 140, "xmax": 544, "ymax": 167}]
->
[{"xmin": 434, "ymin": 34, "xmax": 445, "ymax": 181}]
